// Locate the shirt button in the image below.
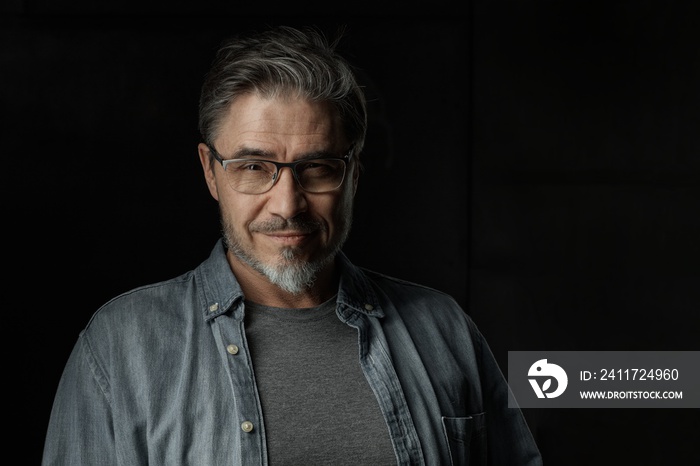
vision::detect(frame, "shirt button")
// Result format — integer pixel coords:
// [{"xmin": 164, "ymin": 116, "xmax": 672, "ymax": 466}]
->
[
  {"xmin": 208, "ymin": 303, "xmax": 219, "ymax": 313},
  {"xmin": 364, "ymin": 303, "xmax": 374, "ymax": 311},
  {"xmin": 226, "ymin": 344, "xmax": 239, "ymax": 355},
  {"xmin": 241, "ymin": 421, "xmax": 254, "ymax": 433}
]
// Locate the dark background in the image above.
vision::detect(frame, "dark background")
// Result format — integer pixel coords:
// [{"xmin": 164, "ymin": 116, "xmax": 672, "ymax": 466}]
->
[{"xmin": 3, "ymin": 1, "xmax": 699, "ymax": 465}]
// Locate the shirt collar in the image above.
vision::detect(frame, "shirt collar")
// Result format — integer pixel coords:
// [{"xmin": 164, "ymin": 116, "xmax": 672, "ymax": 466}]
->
[
  {"xmin": 198, "ymin": 239, "xmax": 245, "ymax": 322},
  {"xmin": 335, "ymin": 251, "xmax": 385, "ymax": 318}
]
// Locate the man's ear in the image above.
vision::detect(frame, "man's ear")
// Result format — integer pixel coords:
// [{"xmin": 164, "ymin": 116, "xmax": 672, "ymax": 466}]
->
[
  {"xmin": 198, "ymin": 143, "xmax": 220, "ymax": 201},
  {"xmin": 351, "ymin": 161, "xmax": 360, "ymax": 196}
]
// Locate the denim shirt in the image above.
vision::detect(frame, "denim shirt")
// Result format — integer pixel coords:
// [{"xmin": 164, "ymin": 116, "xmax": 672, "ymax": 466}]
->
[{"xmin": 42, "ymin": 239, "xmax": 542, "ymax": 465}]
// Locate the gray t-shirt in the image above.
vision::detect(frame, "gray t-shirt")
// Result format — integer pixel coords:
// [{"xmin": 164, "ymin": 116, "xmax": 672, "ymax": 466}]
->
[{"xmin": 244, "ymin": 297, "xmax": 397, "ymax": 465}]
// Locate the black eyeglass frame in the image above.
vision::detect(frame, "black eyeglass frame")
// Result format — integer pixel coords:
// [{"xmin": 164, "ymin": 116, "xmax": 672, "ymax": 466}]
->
[{"xmin": 207, "ymin": 144, "xmax": 355, "ymax": 194}]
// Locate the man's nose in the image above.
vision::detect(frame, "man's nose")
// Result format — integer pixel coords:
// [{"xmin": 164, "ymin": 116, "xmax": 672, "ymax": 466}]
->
[{"xmin": 265, "ymin": 167, "xmax": 308, "ymax": 219}]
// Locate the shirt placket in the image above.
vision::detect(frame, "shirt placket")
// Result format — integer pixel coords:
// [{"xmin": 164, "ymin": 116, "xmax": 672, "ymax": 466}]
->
[
  {"xmin": 210, "ymin": 303, "xmax": 268, "ymax": 466},
  {"xmin": 339, "ymin": 304, "xmax": 426, "ymax": 466}
]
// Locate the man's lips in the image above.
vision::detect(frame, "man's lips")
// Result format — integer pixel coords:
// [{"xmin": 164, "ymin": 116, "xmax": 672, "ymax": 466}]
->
[{"xmin": 262, "ymin": 230, "xmax": 317, "ymax": 246}]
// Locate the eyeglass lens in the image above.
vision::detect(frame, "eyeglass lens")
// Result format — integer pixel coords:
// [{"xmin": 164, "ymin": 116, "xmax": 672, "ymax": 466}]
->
[{"xmin": 225, "ymin": 159, "xmax": 346, "ymax": 194}]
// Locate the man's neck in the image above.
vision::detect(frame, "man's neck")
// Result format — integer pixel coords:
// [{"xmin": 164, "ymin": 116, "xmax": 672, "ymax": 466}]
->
[{"xmin": 226, "ymin": 252, "xmax": 339, "ymax": 308}]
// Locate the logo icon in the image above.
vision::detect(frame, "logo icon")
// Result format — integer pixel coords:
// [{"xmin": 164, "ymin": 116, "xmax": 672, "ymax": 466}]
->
[{"xmin": 528, "ymin": 359, "xmax": 568, "ymax": 398}]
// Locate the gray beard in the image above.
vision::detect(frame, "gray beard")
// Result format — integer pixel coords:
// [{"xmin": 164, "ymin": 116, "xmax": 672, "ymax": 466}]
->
[{"xmin": 222, "ymin": 212, "xmax": 352, "ymax": 295}]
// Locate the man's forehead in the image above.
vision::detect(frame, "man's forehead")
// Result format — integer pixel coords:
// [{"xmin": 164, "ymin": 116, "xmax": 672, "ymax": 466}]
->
[{"xmin": 216, "ymin": 94, "xmax": 346, "ymax": 148}]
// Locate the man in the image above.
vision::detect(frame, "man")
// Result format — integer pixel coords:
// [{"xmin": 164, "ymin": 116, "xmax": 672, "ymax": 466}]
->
[{"xmin": 42, "ymin": 26, "xmax": 542, "ymax": 465}]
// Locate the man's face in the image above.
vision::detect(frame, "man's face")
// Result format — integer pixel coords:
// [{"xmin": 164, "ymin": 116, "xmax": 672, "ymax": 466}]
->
[{"xmin": 198, "ymin": 92, "xmax": 358, "ymax": 294}]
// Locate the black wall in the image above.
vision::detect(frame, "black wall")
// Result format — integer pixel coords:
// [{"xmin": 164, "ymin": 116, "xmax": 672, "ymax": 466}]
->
[
  {"xmin": 4, "ymin": 2, "xmax": 698, "ymax": 465},
  {"xmin": 470, "ymin": 2, "xmax": 700, "ymax": 464}
]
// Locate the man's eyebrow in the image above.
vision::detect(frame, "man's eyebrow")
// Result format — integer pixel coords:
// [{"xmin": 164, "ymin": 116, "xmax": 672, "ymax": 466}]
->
[{"xmin": 231, "ymin": 147, "xmax": 274, "ymax": 159}]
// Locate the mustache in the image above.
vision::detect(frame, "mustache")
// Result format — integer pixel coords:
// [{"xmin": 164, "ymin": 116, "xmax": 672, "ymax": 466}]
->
[{"xmin": 250, "ymin": 216, "xmax": 326, "ymax": 234}]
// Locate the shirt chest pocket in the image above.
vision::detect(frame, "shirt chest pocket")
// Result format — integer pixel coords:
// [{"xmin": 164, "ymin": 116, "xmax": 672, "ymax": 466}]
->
[{"xmin": 441, "ymin": 413, "xmax": 486, "ymax": 466}]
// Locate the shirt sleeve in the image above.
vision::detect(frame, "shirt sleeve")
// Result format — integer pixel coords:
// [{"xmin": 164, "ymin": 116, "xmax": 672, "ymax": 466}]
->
[
  {"xmin": 472, "ymin": 323, "xmax": 544, "ymax": 466},
  {"xmin": 42, "ymin": 332, "xmax": 116, "ymax": 466}
]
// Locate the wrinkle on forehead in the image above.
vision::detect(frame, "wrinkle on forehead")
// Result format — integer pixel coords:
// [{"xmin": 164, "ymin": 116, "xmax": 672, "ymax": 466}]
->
[{"xmin": 214, "ymin": 92, "xmax": 346, "ymax": 155}]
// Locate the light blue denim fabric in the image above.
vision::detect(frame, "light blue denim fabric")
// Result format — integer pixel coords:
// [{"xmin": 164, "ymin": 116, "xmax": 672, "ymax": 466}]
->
[{"xmin": 42, "ymin": 239, "xmax": 542, "ymax": 465}]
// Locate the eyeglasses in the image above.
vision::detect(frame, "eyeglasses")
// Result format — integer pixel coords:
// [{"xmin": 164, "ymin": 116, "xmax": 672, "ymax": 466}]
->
[{"xmin": 208, "ymin": 145, "xmax": 353, "ymax": 194}]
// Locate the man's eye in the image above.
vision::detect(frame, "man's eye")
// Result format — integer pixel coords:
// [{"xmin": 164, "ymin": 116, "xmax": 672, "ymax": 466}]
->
[
  {"xmin": 301, "ymin": 160, "xmax": 334, "ymax": 169},
  {"xmin": 234, "ymin": 161, "xmax": 272, "ymax": 172}
]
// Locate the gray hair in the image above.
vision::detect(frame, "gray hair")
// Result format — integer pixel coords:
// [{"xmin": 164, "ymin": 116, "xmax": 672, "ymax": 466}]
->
[{"xmin": 198, "ymin": 26, "xmax": 367, "ymax": 156}]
